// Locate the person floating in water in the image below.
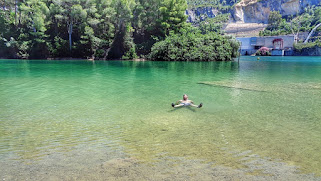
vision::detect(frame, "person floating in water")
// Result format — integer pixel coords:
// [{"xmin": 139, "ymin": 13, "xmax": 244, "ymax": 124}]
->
[{"xmin": 172, "ymin": 94, "xmax": 203, "ymax": 108}]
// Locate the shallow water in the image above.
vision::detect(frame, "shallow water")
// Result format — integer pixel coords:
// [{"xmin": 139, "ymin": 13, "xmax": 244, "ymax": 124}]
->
[{"xmin": 1, "ymin": 57, "xmax": 321, "ymax": 180}]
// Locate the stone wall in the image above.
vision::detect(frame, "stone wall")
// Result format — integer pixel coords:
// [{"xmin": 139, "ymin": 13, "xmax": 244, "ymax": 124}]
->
[{"xmin": 271, "ymin": 49, "xmax": 284, "ymax": 56}]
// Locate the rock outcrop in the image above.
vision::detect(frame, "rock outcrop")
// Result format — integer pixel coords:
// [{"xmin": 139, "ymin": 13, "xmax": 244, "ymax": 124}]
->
[
  {"xmin": 232, "ymin": 0, "xmax": 320, "ymax": 23},
  {"xmin": 186, "ymin": 0, "xmax": 320, "ymax": 24},
  {"xmin": 186, "ymin": 7, "xmax": 218, "ymax": 23},
  {"xmin": 185, "ymin": 0, "xmax": 319, "ymax": 37}
]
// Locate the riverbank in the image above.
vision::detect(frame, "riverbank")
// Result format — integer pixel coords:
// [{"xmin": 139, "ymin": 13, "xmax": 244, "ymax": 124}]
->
[
  {"xmin": 240, "ymin": 47, "xmax": 321, "ymax": 56},
  {"xmin": 0, "ymin": 57, "xmax": 148, "ymax": 61},
  {"xmin": 293, "ymin": 46, "xmax": 321, "ymax": 56}
]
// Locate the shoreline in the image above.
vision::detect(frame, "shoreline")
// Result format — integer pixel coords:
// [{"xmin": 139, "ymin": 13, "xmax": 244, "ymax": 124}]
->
[
  {"xmin": 2, "ymin": 151, "xmax": 320, "ymax": 180},
  {"xmin": 0, "ymin": 57, "xmax": 148, "ymax": 61}
]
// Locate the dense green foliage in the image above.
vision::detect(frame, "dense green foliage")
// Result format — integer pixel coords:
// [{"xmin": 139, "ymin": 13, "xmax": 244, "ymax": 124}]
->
[
  {"xmin": 0, "ymin": 0, "xmax": 239, "ymax": 61},
  {"xmin": 186, "ymin": 0, "xmax": 239, "ymax": 11},
  {"xmin": 260, "ymin": 6, "xmax": 321, "ymax": 37},
  {"xmin": 294, "ymin": 41, "xmax": 321, "ymax": 52},
  {"xmin": 199, "ymin": 14, "xmax": 229, "ymax": 34},
  {"xmin": 149, "ymin": 26, "xmax": 239, "ymax": 61},
  {"xmin": 0, "ymin": 0, "xmax": 188, "ymax": 59}
]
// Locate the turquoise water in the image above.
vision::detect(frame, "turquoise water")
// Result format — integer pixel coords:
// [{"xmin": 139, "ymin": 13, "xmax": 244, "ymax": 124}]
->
[{"xmin": 1, "ymin": 57, "xmax": 321, "ymax": 180}]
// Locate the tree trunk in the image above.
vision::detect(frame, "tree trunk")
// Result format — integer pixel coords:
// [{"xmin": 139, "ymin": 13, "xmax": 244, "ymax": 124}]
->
[
  {"xmin": 32, "ymin": 20, "xmax": 36, "ymax": 32},
  {"xmin": 68, "ymin": 22, "xmax": 73, "ymax": 52},
  {"xmin": 14, "ymin": 0, "xmax": 17, "ymax": 25}
]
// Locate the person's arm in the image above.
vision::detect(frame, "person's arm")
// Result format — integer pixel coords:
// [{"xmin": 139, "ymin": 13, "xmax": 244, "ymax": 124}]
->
[{"xmin": 174, "ymin": 104, "xmax": 184, "ymax": 108}]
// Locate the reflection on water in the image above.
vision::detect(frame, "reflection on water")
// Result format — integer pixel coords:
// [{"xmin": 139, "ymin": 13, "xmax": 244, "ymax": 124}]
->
[{"xmin": 1, "ymin": 57, "xmax": 321, "ymax": 180}]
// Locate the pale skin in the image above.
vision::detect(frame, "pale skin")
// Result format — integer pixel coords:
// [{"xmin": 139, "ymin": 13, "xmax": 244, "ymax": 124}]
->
[{"xmin": 172, "ymin": 94, "xmax": 202, "ymax": 108}]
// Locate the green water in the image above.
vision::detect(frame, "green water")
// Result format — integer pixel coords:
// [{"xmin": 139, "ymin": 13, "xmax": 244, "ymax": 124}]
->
[{"xmin": 1, "ymin": 57, "xmax": 321, "ymax": 180}]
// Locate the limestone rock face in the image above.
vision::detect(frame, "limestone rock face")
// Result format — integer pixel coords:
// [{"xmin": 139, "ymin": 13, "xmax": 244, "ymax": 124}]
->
[
  {"xmin": 186, "ymin": 7, "xmax": 218, "ymax": 23},
  {"xmin": 186, "ymin": 0, "xmax": 320, "ymax": 24},
  {"xmin": 281, "ymin": 0, "xmax": 300, "ymax": 16},
  {"xmin": 232, "ymin": 0, "xmax": 320, "ymax": 23}
]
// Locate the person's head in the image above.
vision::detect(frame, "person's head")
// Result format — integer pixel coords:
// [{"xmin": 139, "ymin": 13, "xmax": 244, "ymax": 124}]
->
[{"xmin": 183, "ymin": 94, "xmax": 188, "ymax": 100}]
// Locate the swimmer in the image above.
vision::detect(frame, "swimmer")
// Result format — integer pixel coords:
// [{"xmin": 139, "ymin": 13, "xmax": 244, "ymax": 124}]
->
[{"xmin": 171, "ymin": 94, "xmax": 203, "ymax": 108}]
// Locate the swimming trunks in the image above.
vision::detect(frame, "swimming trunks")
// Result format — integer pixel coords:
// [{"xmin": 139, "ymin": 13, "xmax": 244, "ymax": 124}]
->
[{"xmin": 180, "ymin": 102, "xmax": 191, "ymax": 106}]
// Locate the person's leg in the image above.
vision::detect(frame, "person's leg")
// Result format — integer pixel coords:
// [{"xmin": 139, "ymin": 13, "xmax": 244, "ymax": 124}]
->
[
  {"xmin": 174, "ymin": 103, "xmax": 184, "ymax": 108},
  {"xmin": 172, "ymin": 103, "xmax": 202, "ymax": 108},
  {"xmin": 172, "ymin": 102, "xmax": 184, "ymax": 108}
]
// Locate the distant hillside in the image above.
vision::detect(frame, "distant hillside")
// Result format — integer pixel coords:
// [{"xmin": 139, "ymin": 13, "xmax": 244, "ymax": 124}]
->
[
  {"xmin": 186, "ymin": 0, "xmax": 321, "ymax": 37},
  {"xmin": 186, "ymin": 0, "xmax": 320, "ymax": 23},
  {"xmin": 187, "ymin": 0, "xmax": 239, "ymax": 9},
  {"xmin": 186, "ymin": 0, "xmax": 238, "ymax": 23},
  {"xmin": 232, "ymin": 0, "xmax": 320, "ymax": 23}
]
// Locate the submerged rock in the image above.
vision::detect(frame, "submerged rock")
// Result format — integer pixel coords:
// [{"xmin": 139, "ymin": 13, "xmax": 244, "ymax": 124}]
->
[{"xmin": 198, "ymin": 81, "xmax": 321, "ymax": 92}]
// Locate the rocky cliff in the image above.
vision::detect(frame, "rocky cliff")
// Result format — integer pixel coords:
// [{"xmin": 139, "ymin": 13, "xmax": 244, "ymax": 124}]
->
[
  {"xmin": 233, "ymin": 0, "xmax": 320, "ymax": 23},
  {"xmin": 186, "ymin": 0, "xmax": 320, "ymax": 24},
  {"xmin": 186, "ymin": 7, "xmax": 218, "ymax": 23}
]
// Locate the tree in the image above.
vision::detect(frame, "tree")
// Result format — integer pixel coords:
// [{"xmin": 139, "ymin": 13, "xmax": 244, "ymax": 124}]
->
[
  {"xmin": 290, "ymin": 15, "xmax": 302, "ymax": 42},
  {"xmin": 0, "ymin": 0, "xmax": 245, "ymax": 60},
  {"xmin": 149, "ymin": 28, "xmax": 240, "ymax": 61},
  {"xmin": 107, "ymin": 0, "xmax": 136, "ymax": 59},
  {"xmin": 158, "ymin": 0, "xmax": 188, "ymax": 35},
  {"xmin": 18, "ymin": 0, "xmax": 50, "ymax": 58},
  {"xmin": 132, "ymin": 0, "xmax": 162, "ymax": 55},
  {"xmin": 78, "ymin": 0, "xmax": 115, "ymax": 59},
  {"xmin": 19, "ymin": 0, "xmax": 49, "ymax": 33},
  {"xmin": 267, "ymin": 11, "xmax": 282, "ymax": 30},
  {"xmin": 49, "ymin": 0, "xmax": 88, "ymax": 53},
  {"xmin": 199, "ymin": 14, "xmax": 229, "ymax": 34},
  {"xmin": 0, "ymin": 11, "xmax": 9, "ymax": 37},
  {"xmin": 133, "ymin": 0, "xmax": 161, "ymax": 35}
]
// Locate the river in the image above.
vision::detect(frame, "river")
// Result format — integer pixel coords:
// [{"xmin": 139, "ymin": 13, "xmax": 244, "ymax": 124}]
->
[{"xmin": 1, "ymin": 57, "xmax": 321, "ymax": 180}]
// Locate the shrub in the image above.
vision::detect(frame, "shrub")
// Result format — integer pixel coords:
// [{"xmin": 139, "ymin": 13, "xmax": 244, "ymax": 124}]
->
[
  {"xmin": 149, "ymin": 31, "xmax": 240, "ymax": 61},
  {"xmin": 255, "ymin": 47, "xmax": 270, "ymax": 56},
  {"xmin": 294, "ymin": 41, "xmax": 321, "ymax": 52}
]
